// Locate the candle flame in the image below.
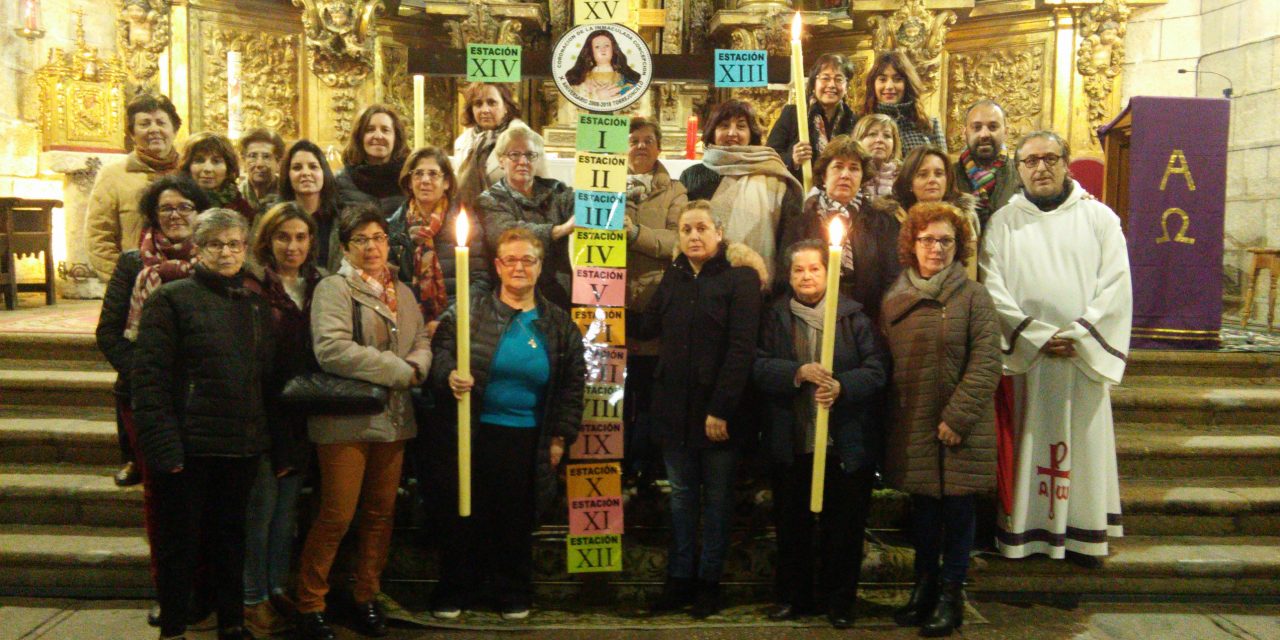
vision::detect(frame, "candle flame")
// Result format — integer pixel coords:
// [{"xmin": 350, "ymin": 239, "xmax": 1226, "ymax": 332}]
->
[
  {"xmin": 791, "ymin": 12, "xmax": 802, "ymax": 42},
  {"xmin": 456, "ymin": 209, "xmax": 470, "ymax": 247},
  {"xmin": 828, "ymin": 216, "xmax": 845, "ymax": 248}
]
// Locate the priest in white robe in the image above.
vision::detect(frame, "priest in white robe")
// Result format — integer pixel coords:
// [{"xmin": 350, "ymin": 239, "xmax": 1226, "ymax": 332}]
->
[{"xmin": 979, "ymin": 130, "xmax": 1132, "ymax": 565}]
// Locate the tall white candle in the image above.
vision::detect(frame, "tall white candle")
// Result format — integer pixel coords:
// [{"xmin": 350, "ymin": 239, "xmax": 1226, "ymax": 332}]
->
[
  {"xmin": 791, "ymin": 13, "xmax": 813, "ymax": 194},
  {"xmin": 226, "ymin": 51, "xmax": 243, "ymax": 140},
  {"xmin": 811, "ymin": 217, "xmax": 843, "ymax": 513},
  {"xmin": 413, "ymin": 74, "xmax": 425, "ymax": 150},
  {"xmin": 455, "ymin": 209, "xmax": 472, "ymax": 517}
]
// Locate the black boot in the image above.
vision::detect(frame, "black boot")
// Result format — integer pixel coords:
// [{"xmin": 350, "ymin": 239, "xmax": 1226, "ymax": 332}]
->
[
  {"xmin": 690, "ymin": 580, "xmax": 722, "ymax": 619},
  {"xmin": 296, "ymin": 612, "xmax": 337, "ymax": 640},
  {"xmin": 350, "ymin": 599, "xmax": 389, "ymax": 637},
  {"xmin": 648, "ymin": 577, "xmax": 695, "ymax": 613},
  {"xmin": 893, "ymin": 572, "xmax": 939, "ymax": 627},
  {"xmin": 920, "ymin": 581, "xmax": 964, "ymax": 637}
]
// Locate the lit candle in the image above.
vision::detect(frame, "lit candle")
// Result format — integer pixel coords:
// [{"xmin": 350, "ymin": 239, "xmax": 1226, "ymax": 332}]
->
[
  {"xmin": 686, "ymin": 114, "xmax": 698, "ymax": 160},
  {"xmin": 226, "ymin": 51, "xmax": 242, "ymax": 140},
  {"xmin": 455, "ymin": 209, "xmax": 472, "ymax": 517},
  {"xmin": 791, "ymin": 12, "xmax": 813, "ymax": 194},
  {"xmin": 413, "ymin": 74, "xmax": 425, "ymax": 150},
  {"xmin": 21, "ymin": 0, "xmax": 40, "ymax": 32},
  {"xmin": 810, "ymin": 216, "xmax": 843, "ymax": 513}
]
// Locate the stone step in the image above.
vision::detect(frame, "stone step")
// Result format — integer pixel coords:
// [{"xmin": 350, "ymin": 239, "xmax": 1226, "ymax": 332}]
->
[
  {"xmin": 0, "ymin": 464, "xmax": 141, "ymax": 527},
  {"xmin": 0, "ymin": 525, "xmax": 152, "ymax": 597},
  {"xmin": 0, "ymin": 369, "xmax": 116, "ymax": 408},
  {"xmin": 0, "ymin": 416, "xmax": 120, "ymax": 465},
  {"xmin": 1116, "ymin": 429, "xmax": 1280, "ymax": 478},
  {"xmin": 1123, "ymin": 351, "xmax": 1280, "ymax": 381},
  {"xmin": 1120, "ymin": 478, "xmax": 1280, "ymax": 536},
  {"xmin": 1111, "ymin": 384, "xmax": 1280, "ymax": 426},
  {"xmin": 0, "ymin": 333, "xmax": 104, "ymax": 365}
]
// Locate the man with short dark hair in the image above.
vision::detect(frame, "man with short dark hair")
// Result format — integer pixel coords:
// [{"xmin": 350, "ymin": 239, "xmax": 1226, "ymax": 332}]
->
[
  {"xmin": 980, "ymin": 130, "xmax": 1132, "ymax": 568},
  {"xmin": 952, "ymin": 100, "xmax": 1022, "ymax": 231},
  {"xmin": 237, "ymin": 128, "xmax": 285, "ymax": 215}
]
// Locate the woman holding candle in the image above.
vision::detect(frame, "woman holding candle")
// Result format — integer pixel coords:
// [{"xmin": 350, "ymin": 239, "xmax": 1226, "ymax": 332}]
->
[
  {"xmin": 753, "ymin": 238, "xmax": 887, "ymax": 628},
  {"xmin": 336, "ymin": 104, "xmax": 410, "ymax": 217},
  {"xmin": 859, "ymin": 51, "xmax": 945, "ymax": 155},
  {"xmin": 679, "ymin": 100, "xmax": 804, "ymax": 286},
  {"xmin": 767, "ymin": 53, "xmax": 858, "ymax": 183},
  {"xmin": 429, "ymin": 227, "xmax": 585, "ymax": 621},
  {"xmin": 892, "ymin": 146, "xmax": 981, "ymax": 280},
  {"xmin": 634, "ymin": 201, "xmax": 767, "ymax": 618},
  {"xmin": 179, "ymin": 132, "xmax": 257, "ymax": 224},
  {"xmin": 781, "ymin": 135, "xmax": 904, "ymax": 325},
  {"xmin": 453, "ymin": 83, "xmax": 533, "ymax": 212},
  {"xmin": 881, "ymin": 201, "xmax": 1002, "ymax": 637},
  {"xmin": 854, "ymin": 114, "xmax": 903, "ymax": 197},
  {"xmin": 295, "ymin": 204, "xmax": 431, "ymax": 640}
]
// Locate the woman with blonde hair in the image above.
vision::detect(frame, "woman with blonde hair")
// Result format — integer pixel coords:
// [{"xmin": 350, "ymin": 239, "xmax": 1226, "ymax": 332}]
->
[{"xmin": 853, "ymin": 113, "xmax": 903, "ymax": 197}]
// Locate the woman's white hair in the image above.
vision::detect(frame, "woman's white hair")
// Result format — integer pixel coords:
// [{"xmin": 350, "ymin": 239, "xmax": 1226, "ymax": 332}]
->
[
  {"xmin": 493, "ymin": 122, "xmax": 545, "ymax": 159},
  {"xmin": 193, "ymin": 208, "xmax": 249, "ymax": 247}
]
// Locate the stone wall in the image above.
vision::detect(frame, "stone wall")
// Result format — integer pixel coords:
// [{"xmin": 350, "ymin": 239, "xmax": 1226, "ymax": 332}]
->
[{"xmin": 1123, "ymin": 0, "xmax": 1280, "ymax": 320}]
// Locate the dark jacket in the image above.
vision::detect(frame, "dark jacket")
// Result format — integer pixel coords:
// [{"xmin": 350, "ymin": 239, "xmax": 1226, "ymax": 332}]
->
[
  {"xmin": 131, "ymin": 266, "xmax": 279, "ymax": 473},
  {"xmin": 781, "ymin": 194, "xmax": 904, "ymax": 324},
  {"xmin": 880, "ymin": 264, "xmax": 1002, "ymax": 497},
  {"xmin": 951, "ymin": 157, "xmax": 1022, "ymax": 230},
  {"xmin": 478, "ymin": 177, "xmax": 575, "ymax": 309},
  {"xmin": 387, "ymin": 199, "xmax": 492, "ymax": 322},
  {"xmin": 753, "ymin": 294, "xmax": 889, "ymax": 472},
  {"xmin": 766, "ymin": 102, "xmax": 858, "ymax": 182},
  {"xmin": 429, "ymin": 291, "xmax": 585, "ymax": 521},
  {"xmin": 336, "ymin": 159, "xmax": 407, "ymax": 218},
  {"xmin": 632, "ymin": 245, "xmax": 763, "ymax": 450},
  {"xmin": 96, "ymin": 250, "xmax": 144, "ymax": 396}
]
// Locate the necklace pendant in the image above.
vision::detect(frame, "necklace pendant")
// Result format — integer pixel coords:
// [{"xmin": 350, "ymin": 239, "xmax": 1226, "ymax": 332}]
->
[{"xmin": 528, "ymin": 338, "xmax": 538, "ymax": 349}]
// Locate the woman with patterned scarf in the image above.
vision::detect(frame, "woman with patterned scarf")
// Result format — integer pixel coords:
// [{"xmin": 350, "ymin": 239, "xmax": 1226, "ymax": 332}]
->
[
  {"xmin": 767, "ymin": 54, "xmax": 859, "ymax": 184},
  {"xmin": 859, "ymin": 51, "xmax": 946, "ymax": 156},
  {"xmin": 453, "ymin": 83, "xmax": 539, "ymax": 214},
  {"xmin": 95, "ymin": 174, "xmax": 209, "ymax": 619},
  {"xmin": 180, "ymin": 132, "xmax": 258, "ymax": 225}
]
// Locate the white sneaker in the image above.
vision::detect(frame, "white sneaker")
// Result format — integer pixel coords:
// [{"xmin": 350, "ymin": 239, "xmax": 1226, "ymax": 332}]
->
[
  {"xmin": 500, "ymin": 608, "xmax": 530, "ymax": 621},
  {"xmin": 431, "ymin": 607, "xmax": 461, "ymax": 620}
]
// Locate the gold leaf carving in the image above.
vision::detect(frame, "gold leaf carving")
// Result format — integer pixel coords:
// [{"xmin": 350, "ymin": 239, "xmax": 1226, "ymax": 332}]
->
[
  {"xmin": 1077, "ymin": 0, "xmax": 1131, "ymax": 134},
  {"xmin": 37, "ymin": 13, "xmax": 128, "ymax": 151},
  {"xmin": 381, "ymin": 41, "xmax": 454, "ymax": 148},
  {"xmin": 294, "ymin": 0, "xmax": 384, "ymax": 88},
  {"xmin": 868, "ymin": 0, "xmax": 955, "ymax": 96},
  {"xmin": 116, "ymin": 0, "xmax": 171, "ymax": 90},
  {"xmin": 201, "ymin": 24, "xmax": 300, "ymax": 139},
  {"xmin": 447, "ymin": 4, "xmax": 525, "ymax": 49},
  {"xmin": 946, "ymin": 44, "xmax": 1045, "ymax": 153}
]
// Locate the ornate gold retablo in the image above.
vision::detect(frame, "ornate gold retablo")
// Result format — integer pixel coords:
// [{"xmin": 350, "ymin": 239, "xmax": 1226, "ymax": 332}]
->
[{"xmin": 36, "ymin": 12, "xmax": 127, "ymax": 152}]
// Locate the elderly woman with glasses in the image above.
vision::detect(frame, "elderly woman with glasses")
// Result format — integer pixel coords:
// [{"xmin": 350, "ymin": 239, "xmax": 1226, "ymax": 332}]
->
[
  {"xmin": 478, "ymin": 124, "xmax": 575, "ymax": 308},
  {"xmin": 131, "ymin": 208, "xmax": 279, "ymax": 640}
]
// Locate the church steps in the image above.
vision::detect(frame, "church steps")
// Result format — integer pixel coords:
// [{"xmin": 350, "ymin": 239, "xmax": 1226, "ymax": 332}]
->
[
  {"xmin": 0, "ymin": 417, "xmax": 120, "ymax": 465},
  {"xmin": 0, "ymin": 525, "xmax": 152, "ymax": 598},
  {"xmin": 1115, "ymin": 430, "xmax": 1280, "ymax": 478},
  {"xmin": 1110, "ymin": 384, "xmax": 1280, "ymax": 426},
  {"xmin": 0, "ymin": 369, "xmax": 116, "ymax": 408},
  {"xmin": 1119, "ymin": 478, "xmax": 1280, "ymax": 536},
  {"xmin": 1123, "ymin": 351, "xmax": 1280, "ymax": 380},
  {"xmin": 0, "ymin": 464, "xmax": 141, "ymax": 527},
  {"xmin": 0, "ymin": 334, "xmax": 103, "ymax": 365}
]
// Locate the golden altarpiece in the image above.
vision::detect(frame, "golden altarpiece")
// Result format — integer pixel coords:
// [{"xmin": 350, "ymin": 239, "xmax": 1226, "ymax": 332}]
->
[{"xmin": 14, "ymin": 0, "xmax": 1164, "ymax": 294}]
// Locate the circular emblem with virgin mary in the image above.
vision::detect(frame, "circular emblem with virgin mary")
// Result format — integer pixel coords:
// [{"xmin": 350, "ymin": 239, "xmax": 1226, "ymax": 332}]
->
[{"xmin": 552, "ymin": 23, "xmax": 652, "ymax": 113}]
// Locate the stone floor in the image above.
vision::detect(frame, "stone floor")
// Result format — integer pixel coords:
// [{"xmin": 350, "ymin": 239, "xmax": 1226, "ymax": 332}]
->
[{"xmin": 0, "ymin": 598, "xmax": 1277, "ymax": 639}]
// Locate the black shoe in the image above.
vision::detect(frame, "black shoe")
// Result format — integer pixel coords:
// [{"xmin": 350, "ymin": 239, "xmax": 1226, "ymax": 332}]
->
[
  {"xmin": 147, "ymin": 603, "xmax": 160, "ymax": 627},
  {"xmin": 894, "ymin": 573, "xmax": 939, "ymax": 627},
  {"xmin": 827, "ymin": 604, "xmax": 855, "ymax": 629},
  {"xmin": 690, "ymin": 581, "xmax": 722, "ymax": 619},
  {"xmin": 920, "ymin": 581, "xmax": 964, "ymax": 638},
  {"xmin": 1065, "ymin": 550, "xmax": 1105, "ymax": 569},
  {"xmin": 766, "ymin": 602, "xmax": 804, "ymax": 621},
  {"xmin": 350, "ymin": 600, "xmax": 389, "ymax": 637},
  {"xmin": 296, "ymin": 612, "xmax": 336, "ymax": 640},
  {"xmin": 114, "ymin": 462, "xmax": 141, "ymax": 487},
  {"xmin": 648, "ymin": 577, "xmax": 695, "ymax": 613}
]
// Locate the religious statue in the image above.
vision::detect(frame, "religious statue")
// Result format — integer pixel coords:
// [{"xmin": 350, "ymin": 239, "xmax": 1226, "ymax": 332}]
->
[
  {"xmin": 1076, "ymin": 0, "xmax": 1131, "ymax": 134},
  {"xmin": 564, "ymin": 30, "xmax": 641, "ymax": 102},
  {"xmin": 115, "ymin": 0, "xmax": 170, "ymax": 88},
  {"xmin": 294, "ymin": 0, "xmax": 383, "ymax": 87}
]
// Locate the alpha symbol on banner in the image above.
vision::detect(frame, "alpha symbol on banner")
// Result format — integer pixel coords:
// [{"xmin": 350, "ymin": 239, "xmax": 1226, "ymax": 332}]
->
[{"xmin": 1036, "ymin": 441, "xmax": 1070, "ymax": 520}]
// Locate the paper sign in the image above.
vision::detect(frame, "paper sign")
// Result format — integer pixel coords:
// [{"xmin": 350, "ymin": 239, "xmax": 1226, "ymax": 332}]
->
[
  {"xmin": 466, "ymin": 44, "xmax": 522, "ymax": 83},
  {"xmin": 568, "ymin": 495, "xmax": 624, "ymax": 535},
  {"xmin": 567, "ymin": 534, "xmax": 623, "ymax": 573},
  {"xmin": 573, "ymin": 306, "xmax": 626, "ymax": 345},
  {"xmin": 714, "ymin": 49, "xmax": 768, "ymax": 88},
  {"xmin": 574, "ymin": 190, "xmax": 626, "ymax": 230},
  {"xmin": 577, "ymin": 114, "xmax": 631, "ymax": 154},
  {"xmin": 566, "ymin": 462, "xmax": 621, "ymax": 498},
  {"xmin": 570, "ymin": 421, "xmax": 624, "ymax": 460},
  {"xmin": 583, "ymin": 383, "xmax": 624, "ymax": 422},
  {"xmin": 573, "ymin": 152, "xmax": 628, "ymax": 193},
  {"xmin": 585, "ymin": 346, "xmax": 626, "ymax": 385},
  {"xmin": 573, "ymin": 266, "xmax": 626, "ymax": 306},
  {"xmin": 574, "ymin": 0, "xmax": 629, "ymax": 25},
  {"xmin": 572, "ymin": 229, "xmax": 627, "ymax": 268}
]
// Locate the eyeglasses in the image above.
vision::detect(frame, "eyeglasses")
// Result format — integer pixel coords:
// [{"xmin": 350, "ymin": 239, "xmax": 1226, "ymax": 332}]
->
[
  {"xmin": 915, "ymin": 236, "xmax": 956, "ymax": 250},
  {"xmin": 1019, "ymin": 154, "xmax": 1062, "ymax": 169},
  {"xmin": 158, "ymin": 203, "xmax": 197, "ymax": 217},
  {"xmin": 244, "ymin": 152, "xmax": 276, "ymax": 162},
  {"xmin": 202, "ymin": 240, "xmax": 246, "ymax": 254},
  {"xmin": 411, "ymin": 169, "xmax": 445, "ymax": 182},
  {"xmin": 498, "ymin": 255, "xmax": 540, "ymax": 268},
  {"xmin": 815, "ymin": 74, "xmax": 848, "ymax": 85},
  {"xmin": 349, "ymin": 234, "xmax": 389, "ymax": 247},
  {"xmin": 503, "ymin": 151, "xmax": 540, "ymax": 163}
]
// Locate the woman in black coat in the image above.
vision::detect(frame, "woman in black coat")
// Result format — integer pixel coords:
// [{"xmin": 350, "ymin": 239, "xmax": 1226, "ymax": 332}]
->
[
  {"xmin": 633, "ymin": 201, "xmax": 764, "ymax": 618},
  {"xmin": 335, "ymin": 104, "xmax": 409, "ymax": 217},
  {"xmin": 766, "ymin": 54, "xmax": 859, "ymax": 182},
  {"xmin": 752, "ymin": 239, "xmax": 889, "ymax": 628}
]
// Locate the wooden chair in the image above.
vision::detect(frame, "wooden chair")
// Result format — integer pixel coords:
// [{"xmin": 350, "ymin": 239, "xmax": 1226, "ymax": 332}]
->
[
  {"xmin": 0, "ymin": 198, "xmax": 62, "ymax": 310},
  {"xmin": 1240, "ymin": 248, "xmax": 1280, "ymax": 333}
]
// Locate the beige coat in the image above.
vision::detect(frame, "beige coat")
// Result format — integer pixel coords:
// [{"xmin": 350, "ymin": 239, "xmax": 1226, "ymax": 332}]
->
[
  {"xmin": 86, "ymin": 153, "xmax": 167, "ymax": 281},
  {"xmin": 626, "ymin": 162, "xmax": 688, "ymax": 356},
  {"xmin": 308, "ymin": 270, "xmax": 431, "ymax": 444}
]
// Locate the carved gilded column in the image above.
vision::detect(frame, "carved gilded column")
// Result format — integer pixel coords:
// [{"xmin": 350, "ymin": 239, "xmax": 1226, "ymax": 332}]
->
[
  {"xmin": 116, "ymin": 0, "xmax": 171, "ymax": 96},
  {"xmin": 857, "ymin": 0, "xmax": 962, "ymax": 126},
  {"xmin": 1074, "ymin": 0, "xmax": 1131, "ymax": 154},
  {"xmin": 293, "ymin": 0, "xmax": 386, "ymax": 145}
]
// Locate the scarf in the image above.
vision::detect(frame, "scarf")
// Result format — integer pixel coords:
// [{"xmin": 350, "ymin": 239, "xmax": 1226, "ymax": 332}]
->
[
  {"xmin": 204, "ymin": 180, "xmax": 242, "ymax": 210},
  {"xmin": 346, "ymin": 159, "xmax": 406, "ymax": 200},
  {"xmin": 133, "ymin": 147, "xmax": 179, "ymax": 174},
  {"xmin": 457, "ymin": 120, "xmax": 511, "ymax": 208},
  {"xmin": 868, "ymin": 161, "xmax": 897, "ymax": 197},
  {"xmin": 960, "ymin": 147, "xmax": 1007, "ymax": 220},
  {"xmin": 405, "ymin": 198, "xmax": 449, "ymax": 321},
  {"xmin": 789, "ymin": 297, "xmax": 826, "ymax": 455},
  {"xmin": 1027, "ymin": 179, "xmax": 1074, "ymax": 212},
  {"xmin": 814, "ymin": 190, "xmax": 862, "ymax": 271},
  {"xmin": 907, "ymin": 261, "xmax": 955, "ymax": 299},
  {"xmin": 702, "ymin": 146, "xmax": 803, "ymax": 275},
  {"xmin": 810, "ymin": 100, "xmax": 850, "ymax": 156},
  {"xmin": 124, "ymin": 228, "xmax": 198, "ymax": 340},
  {"xmin": 240, "ymin": 177, "xmax": 278, "ymax": 213},
  {"xmin": 340, "ymin": 257, "xmax": 398, "ymax": 315}
]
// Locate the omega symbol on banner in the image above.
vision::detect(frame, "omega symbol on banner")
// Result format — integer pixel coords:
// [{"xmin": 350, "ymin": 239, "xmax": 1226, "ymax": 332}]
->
[{"xmin": 552, "ymin": 23, "xmax": 653, "ymax": 113}]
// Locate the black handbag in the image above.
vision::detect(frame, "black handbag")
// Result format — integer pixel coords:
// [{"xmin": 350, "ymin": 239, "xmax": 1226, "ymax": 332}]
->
[{"xmin": 280, "ymin": 300, "xmax": 389, "ymax": 416}]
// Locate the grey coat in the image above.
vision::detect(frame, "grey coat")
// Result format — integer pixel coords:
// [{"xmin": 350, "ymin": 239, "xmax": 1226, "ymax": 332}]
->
[{"xmin": 308, "ymin": 270, "xmax": 432, "ymax": 444}]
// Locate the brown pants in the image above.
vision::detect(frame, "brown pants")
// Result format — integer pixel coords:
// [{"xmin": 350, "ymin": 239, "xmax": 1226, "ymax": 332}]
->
[{"xmin": 296, "ymin": 440, "xmax": 406, "ymax": 613}]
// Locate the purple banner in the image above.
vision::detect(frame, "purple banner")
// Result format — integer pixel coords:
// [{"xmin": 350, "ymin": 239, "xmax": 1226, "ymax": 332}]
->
[{"xmin": 1123, "ymin": 97, "xmax": 1229, "ymax": 349}]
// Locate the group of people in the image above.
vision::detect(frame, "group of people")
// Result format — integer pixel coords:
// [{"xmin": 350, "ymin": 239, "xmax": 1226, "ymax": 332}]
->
[{"xmin": 87, "ymin": 44, "xmax": 1131, "ymax": 640}]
